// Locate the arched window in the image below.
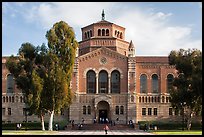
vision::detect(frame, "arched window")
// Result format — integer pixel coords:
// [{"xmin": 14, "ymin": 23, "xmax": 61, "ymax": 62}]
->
[
  {"xmin": 115, "ymin": 30, "xmax": 117, "ymax": 36},
  {"xmin": 7, "ymin": 74, "xmax": 14, "ymax": 93},
  {"xmin": 99, "ymin": 70, "xmax": 108, "ymax": 93},
  {"xmin": 102, "ymin": 29, "xmax": 105, "ymax": 36},
  {"xmin": 98, "ymin": 29, "xmax": 101, "ymax": 36},
  {"xmin": 85, "ymin": 32, "xmax": 87, "ymax": 39},
  {"xmin": 120, "ymin": 32, "xmax": 123, "ymax": 39},
  {"xmin": 139, "ymin": 97, "xmax": 141, "ymax": 103},
  {"xmin": 87, "ymin": 31, "xmax": 90, "ymax": 38},
  {"xmin": 87, "ymin": 70, "xmax": 96, "ymax": 93},
  {"xmin": 117, "ymin": 31, "xmax": 120, "ymax": 37},
  {"xmin": 90, "ymin": 30, "xmax": 92, "ymax": 37},
  {"xmin": 140, "ymin": 74, "xmax": 147, "ymax": 93},
  {"xmin": 152, "ymin": 74, "xmax": 159, "ymax": 93},
  {"xmin": 167, "ymin": 74, "xmax": 174, "ymax": 93},
  {"xmin": 111, "ymin": 70, "xmax": 120, "ymax": 93},
  {"xmin": 106, "ymin": 29, "xmax": 109, "ymax": 36}
]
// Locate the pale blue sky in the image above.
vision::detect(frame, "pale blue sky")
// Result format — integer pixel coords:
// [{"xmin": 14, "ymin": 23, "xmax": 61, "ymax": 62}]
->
[{"xmin": 2, "ymin": 2, "xmax": 202, "ymax": 56}]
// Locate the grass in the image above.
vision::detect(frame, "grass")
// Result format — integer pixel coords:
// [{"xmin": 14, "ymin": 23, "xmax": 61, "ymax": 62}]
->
[
  {"xmin": 150, "ymin": 130, "xmax": 202, "ymax": 135},
  {"xmin": 2, "ymin": 130, "xmax": 58, "ymax": 135}
]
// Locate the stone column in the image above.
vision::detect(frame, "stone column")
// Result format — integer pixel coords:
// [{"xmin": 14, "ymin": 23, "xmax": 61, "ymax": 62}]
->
[
  {"xmin": 108, "ymin": 76, "xmax": 111, "ymax": 94},
  {"xmin": 96, "ymin": 75, "xmax": 98, "ymax": 94}
]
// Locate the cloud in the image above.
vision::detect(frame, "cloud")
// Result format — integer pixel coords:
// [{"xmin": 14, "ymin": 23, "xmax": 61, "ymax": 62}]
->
[{"xmin": 7, "ymin": 2, "xmax": 202, "ymax": 56}]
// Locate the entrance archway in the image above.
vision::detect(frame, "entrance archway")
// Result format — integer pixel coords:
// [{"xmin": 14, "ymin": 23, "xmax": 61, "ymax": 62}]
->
[{"xmin": 97, "ymin": 101, "xmax": 110, "ymax": 123}]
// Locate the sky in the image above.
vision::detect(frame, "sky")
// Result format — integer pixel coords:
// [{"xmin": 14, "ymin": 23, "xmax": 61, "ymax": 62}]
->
[{"xmin": 2, "ymin": 2, "xmax": 202, "ymax": 56}]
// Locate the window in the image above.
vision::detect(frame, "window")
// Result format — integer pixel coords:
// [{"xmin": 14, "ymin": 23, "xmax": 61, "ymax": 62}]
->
[
  {"xmin": 20, "ymin": 96, "xmax": 23, "ymax": 103},
  {"xmin": 99, "ymin": 70, "xmax": 108, "ymax": 93},
  {"xmin": 87, "ymin": 70, "xmax": 96, "ymax": 93},
  {"xmin": 154, "ymin": 108, "xmax": 157, "ymax": 116},
  {"xmin": 83, "ymin": 106, "xmax": 86, "ymax": 115},
  {"xmin": 162, "ymin": 96, "xmax": 165, "ymax": 103},
  {"xmin": 115, "ymin": 30, "xmax": 117, "ymax": 36},
  {"xmin": 102, "ymin": 29, "xmax": 105, "ymax": 36},
  {"xmin": 3, "ymin": 96, "xmax": 5, "ymax": 103},
  {"xmin": 84, "ymin": 32, "xmax": 87, "ymax": 39},
  {"xmin": 140, "ymin": 74, "xmax": 147, "ymax": 93},
  {"xmin": 120, "ymin": 106, "xmax": 124, "ymax": 115},
  {"xmin": 111, "ymin": 70, "xmax": 120, "ymax": 93},
  {"xmin": 87, "ymin": 106, "xmax": 91, "ymax": 114},
  {"xmin": 90, "ymin": 30, "xmax": 92, "ymax": 37},
  {"xmin": 2, "ymin": 108, "xmax": 5, "ymax": 116},
  {"xmin": 115, "ymin": 106, "xmax": 119, "ymax": 115},
  {"xmin": 152, "ymin": 74, "xmax": 158, "ymax": 93},
  {"xmin": 148, "ymin": 108, "xmax": 152, "ymax": 115},
  {"xmin": 98, "ymin": 29, "xmax": 101, "ymax": 36},
  {"xmin": 12, "ymin": 96, "xmax": 14, "ymax": 103},
  {"xmin": 142, "ymin": 108, "xmax": 146, "ymax": 115},
  {"xmin": 120, "ymin": 32, "xmax": 123, "ymax": 39},
  {"xmin": 169, "ymin": 108, "xmax": 173, "ymax": 115},
  {"xmin": 174, "ymin": 108, "xmax": 179, "ymax": 115},
  {"xmin": 167, "ymin": 74, "xmax": 174, "ymax": 93},
  {"xmin": 7, "ymin": 74, "xmax": 14, "ymax": 93},
  {"xmin": 139, "ymin": 97, "xmax": 141, "ymax": 103},
  {"xmin": 106, "ymin": 29, "xmax": 109, "ymax": 36},
  {"xmin": 23, "ymin": 108, "xmax": 26, "ymax": 116},
  {"xmin": 8, "ymin": 108, "xmax": 11, "ymax": 115}
]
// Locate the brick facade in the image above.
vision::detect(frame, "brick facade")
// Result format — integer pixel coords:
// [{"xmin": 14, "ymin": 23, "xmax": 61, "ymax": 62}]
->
[{"xmin": 2, "ymin": 16, "xmax": 190, "ymax": 125}]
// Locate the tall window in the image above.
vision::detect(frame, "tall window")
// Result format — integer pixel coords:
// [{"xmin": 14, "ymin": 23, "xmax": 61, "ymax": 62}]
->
[
  {"xmin": 169, "ymin": 108, "xmax": 173, "ymax": 115},
  {"xmin": 8, "ymin": 108, "xmax": 11, "ymax": 115},
  {"xmin": 83, "ymin": 106, "xmax": 86, "ymax": 114},
  {"xmin": 167, "ymin": 74, "xmax": 174, "ymax": 93},
  {"xmin": 140, "ymin": 74, "xmax": 147, "ymax": 93},
  {"xmin": 153, "ymin": 108, "xmax": 157, "ymax": 116},
  {"xmin": 87, "ymin": 70, "xmax": 96, "ymax": 93},
  {"xmin": 90, "ymin": 30, "xmax": 92, "ymax": 37},
  {"xmin": 7, "ymin": 74, "xmax": 14, "ymax": 93},
  {"xmin": 99, "ymin": 70, "xmax": 108, "ymax": 93},
  {"xmin": 115, "ymin": 106, "xmax": 119, "ymax": 115},
  {"xmin": 120, "ymin": 106, "xmax": 124, "ymax": 115},
  {"xmin": 88, "ymin": 106, "xmax": 91, "ymax": 114},
  {"xmin": 111, "ymin": 70, "xmax": 120, "ymax": 93},
  {"xmin": 106, "ymin": 29, "xmax": 109, "ymax": 36},
  {"xmin": 98, "ymin": 29, "xmax": 101, "ymax": 36},
  {"xmin": 102, "ymin": 29, "xmax": 105, "ymax": 36},
  {"xmin": 142, "ymin": 108, "xmax": 146, "ymax": 115},
  {"xmin": 152, "ymin": 74, "xmax": 159, "ymax": 93},
  {"xmin": 148, "ymin": 108, "xmax": 152, "ymax": 115}
]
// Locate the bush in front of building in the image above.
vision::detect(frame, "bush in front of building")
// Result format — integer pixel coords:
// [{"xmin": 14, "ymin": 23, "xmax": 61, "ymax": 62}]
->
[
  {"xmin": 2, "ymin": 122, "xmax": 49, "ymax": 130},
  {"xmin": 138, "ymin": 121, "xmax": 202, "ymax": 130}
]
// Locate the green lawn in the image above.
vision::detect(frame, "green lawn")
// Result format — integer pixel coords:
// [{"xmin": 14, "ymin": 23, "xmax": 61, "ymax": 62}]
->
[
  {"xmin": 2, "ymin": 130, "xmax": 58, "ymax": 135},
  {"xmin": 150, "ymin": 130, "xmax": 202, "ymax": 135}
]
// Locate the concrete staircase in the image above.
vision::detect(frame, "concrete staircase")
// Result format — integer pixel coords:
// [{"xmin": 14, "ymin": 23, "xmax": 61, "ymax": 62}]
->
[{"xmin": 65, "ymin": 123, "xmax": 138, "ymax": 130}]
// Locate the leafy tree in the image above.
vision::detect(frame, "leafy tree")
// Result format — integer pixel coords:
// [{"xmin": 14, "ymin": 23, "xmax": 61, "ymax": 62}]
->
[
  {"xmin": 45, "ymin": 21, "xmax": 78, "ymax": 131},
  {"xmin": 6, "ymin": 43, "xmax": 48, "ymax": 130},
  {"xmin": 168, "ymin": 48, "xmax": 202, "ymax": 130}
]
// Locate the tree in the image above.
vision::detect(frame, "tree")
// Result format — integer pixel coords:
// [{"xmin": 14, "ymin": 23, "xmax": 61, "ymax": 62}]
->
[
  {"xmin": 6, "ymin": 43, "xmax": 48, "ymax": 130},
  {"xmin": 45, "ymin": 21, "xmax": 78, "ymax": 131},
  {"xmin": 168, "ymin": 48, "xmax": 202, "ymax": 130}
]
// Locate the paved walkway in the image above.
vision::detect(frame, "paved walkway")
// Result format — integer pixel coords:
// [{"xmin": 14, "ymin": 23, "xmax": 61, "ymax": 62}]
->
[{"xmin": 56, "ymin": 130, "xmax": 155, "ymax": 135}]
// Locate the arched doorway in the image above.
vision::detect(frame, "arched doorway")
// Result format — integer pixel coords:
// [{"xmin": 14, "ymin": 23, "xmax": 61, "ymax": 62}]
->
[{"xmin": 97, "ymin": 101, "xmax": 110, "ymax": 123}]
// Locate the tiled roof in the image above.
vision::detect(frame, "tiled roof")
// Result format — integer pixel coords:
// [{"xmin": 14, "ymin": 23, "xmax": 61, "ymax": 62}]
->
[{"xmin": 135, "ymin": 56, "xmax": 169, "ymax": 63}]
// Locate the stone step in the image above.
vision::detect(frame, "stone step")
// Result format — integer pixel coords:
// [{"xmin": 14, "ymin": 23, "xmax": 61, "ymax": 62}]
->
[{"xmin": 65, "ymin": 123, "xmax": 137, "ymax": 130}]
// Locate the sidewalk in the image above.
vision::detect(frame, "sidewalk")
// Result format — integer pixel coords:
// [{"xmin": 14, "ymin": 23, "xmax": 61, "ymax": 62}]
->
[{"xmin": 56, "ymin": 130, "xmax": 155, "ymax": 135}]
